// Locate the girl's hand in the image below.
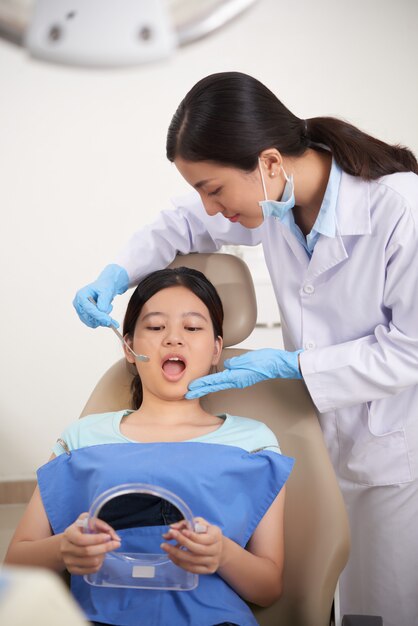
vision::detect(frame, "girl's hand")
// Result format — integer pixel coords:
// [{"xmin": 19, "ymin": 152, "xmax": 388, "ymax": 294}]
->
[
  {"xmin": 161, "ymin": 517, "xmax": 223, "ymax": 574},
  {"xmin": 60, "ymin": 514, "xmax": 121, "ymax": 575}
]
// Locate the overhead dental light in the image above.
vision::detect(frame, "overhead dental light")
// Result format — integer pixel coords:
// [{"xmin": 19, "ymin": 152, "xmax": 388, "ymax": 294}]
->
[{"xmin": 0, "ymin": 0, "xmax": 259, "ymax": 67}]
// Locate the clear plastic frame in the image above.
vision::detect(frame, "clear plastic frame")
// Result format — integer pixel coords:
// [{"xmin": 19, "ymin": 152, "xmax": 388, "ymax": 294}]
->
[{"xmin": 83, "ymin": 483, "xmax": 198, "ymax": 591}]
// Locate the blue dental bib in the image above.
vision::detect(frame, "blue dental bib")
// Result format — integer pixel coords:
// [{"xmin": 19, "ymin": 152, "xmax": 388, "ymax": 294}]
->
[{"xmin": 37, "ymin": 442, "xmax": 293, "ymax": 626}]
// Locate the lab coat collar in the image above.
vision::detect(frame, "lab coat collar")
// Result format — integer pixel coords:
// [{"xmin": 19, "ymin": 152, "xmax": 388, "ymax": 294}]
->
[
  {"xmin": 278, "ymin": 223, "xmax": 349, "ymax": 280},
  {"xmin": 305, "ymin": 231, "xmax": 348, "ymax": 281},
  {"xmin": 304, "ymin": 172, "xmax": 372, "ymax": 279},
  {"xmin": 270, "ymin": 170, "xmax": 372, "ymax": 277},
  {"xmin": 279, "ymin": 225, "xmax": 310, "ymax": 269},
  {"xmin": 335, "ymin": 171, "xmax": 372, "ymax": 236}
]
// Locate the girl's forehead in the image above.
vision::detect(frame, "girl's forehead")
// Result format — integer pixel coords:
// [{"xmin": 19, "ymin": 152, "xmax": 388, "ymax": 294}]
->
[{"xmin": 141, "ymin": 286, "xmax": 209, "ymax": 315}]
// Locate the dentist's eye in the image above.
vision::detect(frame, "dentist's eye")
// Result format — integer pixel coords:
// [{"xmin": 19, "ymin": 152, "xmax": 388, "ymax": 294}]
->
[{"xmin": 208, "ymin": 187, "xmax": 222, "ymax": 197}]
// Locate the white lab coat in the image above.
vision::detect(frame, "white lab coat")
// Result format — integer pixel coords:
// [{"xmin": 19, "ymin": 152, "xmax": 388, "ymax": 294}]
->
[{"xmin": 116, "ymin": 170, "xmax": 418, "ymax": 624}]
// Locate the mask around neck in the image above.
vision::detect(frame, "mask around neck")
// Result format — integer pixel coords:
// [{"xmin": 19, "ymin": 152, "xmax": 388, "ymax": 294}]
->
[{"xmin": 258, "ymin": 158, "xmax": 296, "ymax": 220}]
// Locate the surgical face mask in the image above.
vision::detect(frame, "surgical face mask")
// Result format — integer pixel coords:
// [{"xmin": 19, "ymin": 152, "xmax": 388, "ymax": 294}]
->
[{"xmin": 258, "ymin": 158, "xmax": 295, "ymax": 220}]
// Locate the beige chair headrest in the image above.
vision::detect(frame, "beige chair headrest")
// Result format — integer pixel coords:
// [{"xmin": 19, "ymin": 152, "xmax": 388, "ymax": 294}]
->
[{"xmin": 169, "ymin": 253, "xmax": 257, "ymax": 347}]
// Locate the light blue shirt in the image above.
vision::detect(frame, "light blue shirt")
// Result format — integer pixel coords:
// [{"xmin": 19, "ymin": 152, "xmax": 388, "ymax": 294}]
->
[
  {"xmin": 53, "ymin": 411, "xmax": 281, "ymax": 456},
  {"xmin": 282, "ymin": 158, "xmax": 342, "ymax": 257}
]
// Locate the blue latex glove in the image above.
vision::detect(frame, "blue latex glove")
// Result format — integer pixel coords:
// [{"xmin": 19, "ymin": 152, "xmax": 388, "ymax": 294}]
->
[
  {"xmin": 186, "ymin": 348, "xmax": 303, "ymax": 399},
  {"xmin": 72, "ymin": 264, "xmax": 130, "ymax": 328}
]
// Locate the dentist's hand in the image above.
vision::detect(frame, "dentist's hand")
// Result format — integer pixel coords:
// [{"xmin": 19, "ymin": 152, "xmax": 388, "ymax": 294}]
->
[
  {"xmin": 186, "ymin": 348, "xmax": 303, "ymax": 399},
  {"xmin": 72, "ymin": 264, "xmax": 129, "ymax": 328}
]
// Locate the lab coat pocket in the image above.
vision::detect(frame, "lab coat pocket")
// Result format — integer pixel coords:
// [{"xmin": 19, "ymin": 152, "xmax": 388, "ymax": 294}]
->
[{"xmin": 337, "ymin": 400, "xmax": 412, "ymax": 486}]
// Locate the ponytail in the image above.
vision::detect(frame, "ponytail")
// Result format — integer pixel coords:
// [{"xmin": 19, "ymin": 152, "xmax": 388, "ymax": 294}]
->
[
  {"xmin": 131, "ymin": 374, "xmax": 142, "ymax": 410},
  {"xmin": 306, "ymin": 117, "xmax": 418, "ymax": 180}
]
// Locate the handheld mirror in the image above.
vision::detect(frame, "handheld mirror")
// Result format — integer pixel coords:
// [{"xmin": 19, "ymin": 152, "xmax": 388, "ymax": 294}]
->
[{"xmin": 83, "ymin": 483, "xmax": 198, "ymax": 590}]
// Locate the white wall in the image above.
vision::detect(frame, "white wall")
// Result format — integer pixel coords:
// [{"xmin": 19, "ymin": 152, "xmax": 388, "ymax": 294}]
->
[{"xmin": 1, "ymin": 0, "xmax": 417, "ymax": 479}]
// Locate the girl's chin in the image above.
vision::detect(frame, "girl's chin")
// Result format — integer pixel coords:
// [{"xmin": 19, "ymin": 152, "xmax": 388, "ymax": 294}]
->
[
  {"xmin": 144, "ymin": 373, "xmax": 210, "ymax": 401},
  {"xmin": 159, "ymin": 386, "xmax": 192, "ymax": 401}
]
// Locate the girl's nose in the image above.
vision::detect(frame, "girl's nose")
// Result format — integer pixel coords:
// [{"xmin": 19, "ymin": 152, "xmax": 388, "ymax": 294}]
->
[{"xmin": 163, "ymin": 330, "xmax": 184, "ymax": 346}]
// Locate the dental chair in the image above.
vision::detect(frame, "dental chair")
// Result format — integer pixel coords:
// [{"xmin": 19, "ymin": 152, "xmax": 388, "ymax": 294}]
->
[{"xmin": 80, "ymin": 252, "xmax": 378, "ymax": 626}]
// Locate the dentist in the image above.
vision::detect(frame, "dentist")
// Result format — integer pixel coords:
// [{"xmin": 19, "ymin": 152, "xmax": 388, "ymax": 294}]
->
[{"xmin": 73, "ymin": 72, "xmax": 418, "ymax": 626}]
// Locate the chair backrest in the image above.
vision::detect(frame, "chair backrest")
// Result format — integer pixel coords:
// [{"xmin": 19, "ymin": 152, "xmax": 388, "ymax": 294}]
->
[{"xmin": 80, "ymin": 253, "xmax": 350, "ymax": 626}]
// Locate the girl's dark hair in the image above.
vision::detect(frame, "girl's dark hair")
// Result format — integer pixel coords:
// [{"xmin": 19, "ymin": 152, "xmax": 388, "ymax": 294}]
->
[
  {"xmin": 123, "ymin": 266, "xmax": 224, "ymax": 410},
  {"xmin": 166, "ymin": 71, "xmax": 417, "ymax": 180}
]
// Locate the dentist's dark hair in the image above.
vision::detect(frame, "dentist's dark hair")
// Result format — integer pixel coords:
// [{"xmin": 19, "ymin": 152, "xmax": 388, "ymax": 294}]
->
[
  {"xmin": 123, "ymin": 267, "xmax": 224, "ymax": 409},
  {"xmin": 166, "ymin": 71, "xmax": 417, "ymax": 179}
]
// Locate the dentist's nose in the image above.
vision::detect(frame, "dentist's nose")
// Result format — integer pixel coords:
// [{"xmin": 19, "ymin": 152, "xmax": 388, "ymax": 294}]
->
[{"xmin": 203, "ymin": 197, "xmax": 223, "ymax": 217}]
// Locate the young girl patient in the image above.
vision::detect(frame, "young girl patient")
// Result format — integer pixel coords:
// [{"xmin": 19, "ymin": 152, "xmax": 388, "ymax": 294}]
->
[{"xmin": 6, "ymin": 267, "xmax": 293, "ymax": 626}]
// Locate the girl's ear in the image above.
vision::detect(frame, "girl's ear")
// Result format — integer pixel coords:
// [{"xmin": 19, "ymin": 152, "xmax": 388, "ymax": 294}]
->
[
  {"xmin": 123, "ymin": 334, "xmax": 136, "ymax": 364},
  {"xmin": 211, "ymin": 336, "xmax": 223, "ymax": 366}
]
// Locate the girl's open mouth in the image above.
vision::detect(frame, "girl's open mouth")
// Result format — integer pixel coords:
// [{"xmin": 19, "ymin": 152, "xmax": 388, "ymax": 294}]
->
[{"xmin": 161, "ymin": 355, "xmax": 187, "ymax": 381}]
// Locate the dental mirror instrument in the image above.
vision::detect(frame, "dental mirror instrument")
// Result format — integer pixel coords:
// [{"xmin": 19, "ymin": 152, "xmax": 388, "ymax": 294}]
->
[{"xmin": 88, "ymin": 296, "xmax": 150, "ymax": 362}]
